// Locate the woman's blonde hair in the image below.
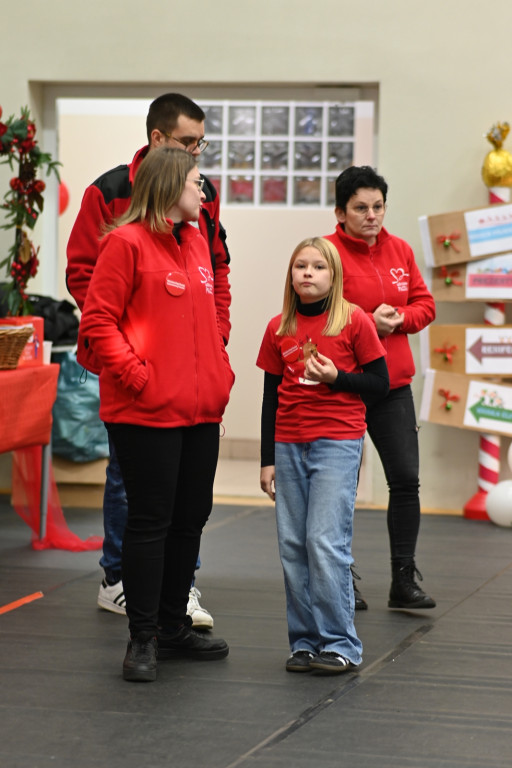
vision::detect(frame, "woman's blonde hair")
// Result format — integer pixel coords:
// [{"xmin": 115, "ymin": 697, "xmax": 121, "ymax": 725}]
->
[
  {"xmin": 112, "ymin": 146, "xmax": 197, "ymax": 233},
  {"xmin": 277, "ymin": 237, "xmax": 355, "ymax": 337}
]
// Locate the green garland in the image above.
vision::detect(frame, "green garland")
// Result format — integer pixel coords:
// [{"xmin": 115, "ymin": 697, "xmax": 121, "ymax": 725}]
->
[{"xmin": 0, "ymin": 104, "xmax": 60, "ymax": 316}]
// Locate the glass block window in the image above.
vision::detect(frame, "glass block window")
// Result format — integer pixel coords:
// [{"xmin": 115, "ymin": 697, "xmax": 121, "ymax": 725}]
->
[{"xmin": 199, "ymin": 100, "xmax": 374, "ymax": 208}]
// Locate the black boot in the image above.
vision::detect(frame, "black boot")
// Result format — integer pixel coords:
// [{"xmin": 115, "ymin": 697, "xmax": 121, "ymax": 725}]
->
[
  {"xmin": 388, "ymin": 559, "xmax": 436, "ymax": 609},
  {"xmin": 351, "ymin": 565, "xmax": 368, "ymax": 611}
]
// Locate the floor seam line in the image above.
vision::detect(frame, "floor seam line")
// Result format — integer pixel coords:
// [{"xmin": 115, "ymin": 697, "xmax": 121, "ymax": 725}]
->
[{"xmin": 221, "ymin": 624, "xmax": 434, "ymax": 768}]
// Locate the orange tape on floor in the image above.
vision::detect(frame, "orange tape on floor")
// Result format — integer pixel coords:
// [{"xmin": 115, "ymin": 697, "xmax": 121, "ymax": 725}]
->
[{"xmin": 0, "ymin": 591, "xmax": 44, "ymax": 615}]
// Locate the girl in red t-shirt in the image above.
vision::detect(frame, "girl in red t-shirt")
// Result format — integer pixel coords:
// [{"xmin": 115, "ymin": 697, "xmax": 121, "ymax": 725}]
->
[{"xmin": 257, "ymin": 237, "xmax": 388, "ymax": 675}]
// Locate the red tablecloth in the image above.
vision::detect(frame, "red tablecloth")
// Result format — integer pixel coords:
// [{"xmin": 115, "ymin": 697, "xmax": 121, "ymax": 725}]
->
[
  {"xmin": 0, "ymin": 364, "xmax": 59, "ymax": 453},
  {"xmin": 0, "ymin": 364, "xmax": 102, "ymax": 551}
]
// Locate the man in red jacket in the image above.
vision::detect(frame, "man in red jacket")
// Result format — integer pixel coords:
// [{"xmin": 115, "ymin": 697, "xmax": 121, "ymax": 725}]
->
[{"xmin": 66, "ymin": 93, "xmax": 230, "ymax": 627}]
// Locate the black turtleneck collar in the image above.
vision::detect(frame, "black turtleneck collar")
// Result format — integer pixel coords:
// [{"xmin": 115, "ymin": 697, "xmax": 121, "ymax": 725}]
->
[
  {"xmin": 296, "ymin": 297, "xmax": 329, "ymax": 316},
  {"xmin": 173, "ymin": 222, "xmax": 184, "ymax": 244}
]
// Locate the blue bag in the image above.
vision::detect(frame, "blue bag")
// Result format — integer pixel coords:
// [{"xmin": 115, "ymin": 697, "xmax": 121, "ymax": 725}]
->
[{"xmin": 51, "ymin": 350, "xmax": 109, "ymax": 462}]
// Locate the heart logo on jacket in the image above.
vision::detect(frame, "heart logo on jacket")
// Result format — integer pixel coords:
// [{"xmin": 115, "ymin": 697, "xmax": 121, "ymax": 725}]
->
[{"xmin": 390, "ymin": 267, "xmax": 408, "ymax": 284}]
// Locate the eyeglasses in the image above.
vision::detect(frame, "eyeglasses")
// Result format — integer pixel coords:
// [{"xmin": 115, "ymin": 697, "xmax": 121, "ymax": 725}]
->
[
  {"xmin": 190, "ymin": 177, "xmax": 205, "ymax": 192},
  {"xmin": 350, "ymin": 203, "xmax": 386, "ymax": 217},
  {"xmin": 161, "ymin": 130, "xmax": 209, "ymax": 153}
]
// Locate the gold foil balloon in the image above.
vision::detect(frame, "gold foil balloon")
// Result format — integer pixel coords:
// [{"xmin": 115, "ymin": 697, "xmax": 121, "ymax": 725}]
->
[{"xmin": 482, "ymin": 122, "xmax": 512, "ymax": 187}]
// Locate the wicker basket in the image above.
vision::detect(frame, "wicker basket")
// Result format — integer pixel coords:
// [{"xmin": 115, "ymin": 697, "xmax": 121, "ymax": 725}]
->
[{"xmin": 0, "ymin": 325, "xmax": 34, "ymax": 369}]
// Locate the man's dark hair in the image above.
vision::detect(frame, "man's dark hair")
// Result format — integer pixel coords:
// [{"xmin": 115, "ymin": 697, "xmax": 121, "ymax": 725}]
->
[
  {"xmin": 335, "ymin": 165, "xmax": 388, "ymax": 210},
  {"xmin": 146, "ymin": 93, "xmax": 206, "ymax": 142}
]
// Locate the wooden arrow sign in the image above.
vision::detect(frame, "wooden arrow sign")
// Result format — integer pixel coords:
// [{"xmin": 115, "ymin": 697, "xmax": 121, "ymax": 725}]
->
[
  {"xmin": 429, "ymin": 252, "xmax": 512, "ymax": 302},
  {"xmin": 419, "ymin": 202, "xmax": 512, "ymax": 267},
  {"xmin": 421, "ymin": 324, "xmax": 512, "ymax": 377},
  {"xmin": 420, "ymin": 368, "xmax": 512, "ymax": 437}
]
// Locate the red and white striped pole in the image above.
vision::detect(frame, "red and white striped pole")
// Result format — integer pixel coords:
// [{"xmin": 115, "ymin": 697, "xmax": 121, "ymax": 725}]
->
[
  {"xmin": 463, "ymin": 185, "xmax": 509, "ymax": 520},
  {"xmin": 488, "ymin": 187, "xmax": 510, "ymax": 204}
]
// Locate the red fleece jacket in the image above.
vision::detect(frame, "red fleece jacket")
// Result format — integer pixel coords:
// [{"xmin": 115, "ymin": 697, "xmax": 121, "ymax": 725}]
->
[
  {"xmin": 66, "ymin": 146, "xmax": 231, "ymax": 374},
  {"xmin": 79, "ymin": 220, "xmax": 234, "ymax": 428},
  {"xmin": 325, "ymin": 224, "xmax": 435, "ymax": 388}
]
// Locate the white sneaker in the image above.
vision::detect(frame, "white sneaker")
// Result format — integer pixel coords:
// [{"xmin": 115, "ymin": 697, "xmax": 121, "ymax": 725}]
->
[
  {"xmin": 187, "ymin": 587, "xmax": 214, "ymax": 630},
  {"xmin": 97, "ymin": 578, "xmax": 126, "ymax": 615}
]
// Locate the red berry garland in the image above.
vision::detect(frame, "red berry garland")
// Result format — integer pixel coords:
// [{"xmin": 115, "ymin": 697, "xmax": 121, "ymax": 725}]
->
[{"xmin": 0, "ymin": 105, "xmax": 60, "ymax": 316}]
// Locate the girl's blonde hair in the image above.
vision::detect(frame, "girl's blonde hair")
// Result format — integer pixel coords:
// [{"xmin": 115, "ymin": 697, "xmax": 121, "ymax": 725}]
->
[
  {"xmin": 277, "ymin": 237, "xmax": 355, "ymax": 337},
  {"xmin": 111, "ymin": 146, "xmax": 197, "ymax": 233}
]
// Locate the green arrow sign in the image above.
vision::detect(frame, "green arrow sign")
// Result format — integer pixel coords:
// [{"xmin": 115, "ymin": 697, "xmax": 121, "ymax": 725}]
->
[{"xmin": 469, "ymin": 398, "xmax": 512, "ymax": 423}]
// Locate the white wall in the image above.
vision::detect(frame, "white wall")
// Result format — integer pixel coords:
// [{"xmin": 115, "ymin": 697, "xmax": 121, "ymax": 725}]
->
[
  {"xmin": 56, "ymin": 101, "xmax": 345, "ymax": 446},
  {"xmin": 1, "ymin": 0, "xmax": 512, "ymax": 508}
]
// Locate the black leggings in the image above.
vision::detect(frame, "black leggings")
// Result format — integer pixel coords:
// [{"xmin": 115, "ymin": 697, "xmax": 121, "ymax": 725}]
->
[
  {"xmin": 365, "ymin": 385, "xmax": 420, "ymax": 560},
  {"xmin": 106, "ymin": 422, "xmax": 219, "ymax": 637}
]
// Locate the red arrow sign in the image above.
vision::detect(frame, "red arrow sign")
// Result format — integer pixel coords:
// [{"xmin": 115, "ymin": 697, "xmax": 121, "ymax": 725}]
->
[{"xmin": 468, "ymin": 336, "xmax": 512, "ymax": 363}]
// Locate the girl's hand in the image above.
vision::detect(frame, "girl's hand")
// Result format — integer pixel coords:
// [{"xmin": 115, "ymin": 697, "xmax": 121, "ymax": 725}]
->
[
  {"xmin": 373, "ymin": 303, "xmax": 404, "ymax": 337},
  {"xmin": 304, "ymin": 351, "xmax": 337, "ymax": 384},
  {"xmin": 260, "ymin": 465, "xmax": 276, "ymax": 501}
]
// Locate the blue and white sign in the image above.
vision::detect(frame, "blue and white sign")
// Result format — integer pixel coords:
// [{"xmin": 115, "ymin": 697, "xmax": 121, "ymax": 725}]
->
[{"xmin": 465, "ymin": 205, "xmax": 512, "ymax": 258}]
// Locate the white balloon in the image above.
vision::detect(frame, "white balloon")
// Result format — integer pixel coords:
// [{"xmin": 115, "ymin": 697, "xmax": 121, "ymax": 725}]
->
[{"xmin": 486, "ymin": 481, "xmax": 512, "ymax": 527}]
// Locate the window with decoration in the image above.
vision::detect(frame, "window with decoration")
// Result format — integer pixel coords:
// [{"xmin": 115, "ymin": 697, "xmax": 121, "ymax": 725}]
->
[{"xmin": 198, "ymin": 100, "xmax": 374, "ymax": 208}]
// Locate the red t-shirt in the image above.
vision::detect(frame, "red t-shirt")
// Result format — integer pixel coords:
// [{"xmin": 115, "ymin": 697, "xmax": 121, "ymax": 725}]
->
[{"xmin": 256, "ymin": 308, "xmax": 385, "ymax": 442}]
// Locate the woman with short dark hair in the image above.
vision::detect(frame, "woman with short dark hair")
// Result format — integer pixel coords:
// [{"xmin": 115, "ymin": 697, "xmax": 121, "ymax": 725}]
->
[{"xmin": 325, "ymin": 165, "xmax": 436, "ymax": 612}]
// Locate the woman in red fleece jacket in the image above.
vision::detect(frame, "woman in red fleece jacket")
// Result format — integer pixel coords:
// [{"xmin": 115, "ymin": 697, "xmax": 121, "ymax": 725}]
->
[
  {"xmin": 80, "ymin": 148, "xmax": 234, "ymax": 682},
  {"xmin": 325, "ymin": 165, "xmax": 436, "ymax": 612}
]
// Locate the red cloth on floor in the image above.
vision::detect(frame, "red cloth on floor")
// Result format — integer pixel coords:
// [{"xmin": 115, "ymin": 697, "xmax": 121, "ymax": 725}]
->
[{"xmin": 12, "ymin": 447, "xmax": 103, "ymax": 551}]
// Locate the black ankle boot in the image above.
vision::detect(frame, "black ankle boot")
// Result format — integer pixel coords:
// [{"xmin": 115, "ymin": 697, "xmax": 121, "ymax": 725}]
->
[
  {"xmin": 388, "ymin": 559, "xmax": 436, "ymax": 609},
  {"xmin": 351, "ymin": 565, "xmax": 368, "ymax": 610}
]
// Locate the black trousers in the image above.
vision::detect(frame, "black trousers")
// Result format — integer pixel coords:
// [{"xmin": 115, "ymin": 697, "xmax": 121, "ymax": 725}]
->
[
  {"xmin": 365, "ymin": 385, "xmax": 420, "ymax": 560},
  {"xmin": 106, "ymin": 422, "xmax": 219, "ymax": 637}
]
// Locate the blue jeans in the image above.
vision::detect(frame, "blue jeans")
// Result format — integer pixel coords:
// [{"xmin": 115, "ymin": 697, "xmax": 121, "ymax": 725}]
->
[
  {"xmin": 365, "ymin": 385, "xmax": 420, "ymax": 560},
  {"xmin": 275, "ymin": 438, "xmax": 364, "ymax": 665},
  {"xmin": 100, "ymin": 434, "xmax": 201, "ymax": 586}
]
